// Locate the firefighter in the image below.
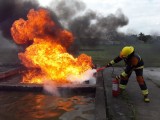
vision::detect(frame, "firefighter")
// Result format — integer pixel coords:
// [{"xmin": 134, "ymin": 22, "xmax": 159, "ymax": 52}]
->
[{"xmin": 106, "ymin": 46, "xmax": 150, "ymax": 103}]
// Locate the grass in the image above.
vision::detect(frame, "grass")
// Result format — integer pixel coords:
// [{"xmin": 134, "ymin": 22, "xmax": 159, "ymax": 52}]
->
[
  {"xmin": 79, "ymin": 44, "xmax": 160, "ymax": 67},
  {"xmin": 1, "ymin": 44, "xmax": 160, "ymax": 67}
]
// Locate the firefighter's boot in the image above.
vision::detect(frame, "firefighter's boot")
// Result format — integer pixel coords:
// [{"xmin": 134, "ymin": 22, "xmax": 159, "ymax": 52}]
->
[{"xmin": 144, "ymin": 94, "xmax": 150, "ymax": 103}]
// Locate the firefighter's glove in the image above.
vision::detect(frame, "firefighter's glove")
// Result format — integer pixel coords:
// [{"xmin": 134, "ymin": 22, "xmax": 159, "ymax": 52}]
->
[
  {"xmin": 92, "ymin": 64, "xmax": 97, "ymax": 69},
  {"xmin": 116, "ymin": 75, "xmax": 121, "ymax": 80},
  {"xmin": 106, "ymin": 63, "xmax": 112, "ymax": 68}
]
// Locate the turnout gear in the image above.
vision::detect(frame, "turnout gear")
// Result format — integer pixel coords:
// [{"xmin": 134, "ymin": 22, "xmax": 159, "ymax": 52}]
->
[
  {"xmin": 115, "ymin": 75, "xmax": 121, "ymax": 80},
  {"xmin": 106, "ymin": 46, "xmax": 149, "ymax": 102},
  {"xmin": 144, "ymin": 94, "xmax": 150, "ymax": 103},
  {"xmin": 106, "ymin": 60, "xmax": 115, "ymax": 67},
  {"xmin": 106, "ymin": 63, "xmax": 112, "ymax": 67}
]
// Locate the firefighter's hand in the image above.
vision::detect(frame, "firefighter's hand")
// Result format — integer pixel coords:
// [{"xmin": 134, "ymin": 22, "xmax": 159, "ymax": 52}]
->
[
  {"xmin": 91, "ymin": 64, "xmax": 97, "ymax": 69},
  {"xmin": 116, "ymin": 75, "xmax": 121, "ymax": 80},
  {"xmin": 106, "ymin": 63, "xmax": 112, "ymax": 67}
]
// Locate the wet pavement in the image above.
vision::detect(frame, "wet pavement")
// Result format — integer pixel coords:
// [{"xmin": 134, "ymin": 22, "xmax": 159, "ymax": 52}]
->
[
  {"xmin": 0, "ymin": 91, "xmax": 95, "ymax": 120},
  {"xmin": 103, "ymin": 67, "xmax": 160, "ymax": 120}
]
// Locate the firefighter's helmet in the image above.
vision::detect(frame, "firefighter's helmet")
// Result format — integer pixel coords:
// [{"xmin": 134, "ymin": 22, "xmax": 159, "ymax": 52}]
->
[{"xmin": 120, "ymin": 46, "xmax": 134, "ymax": 58}]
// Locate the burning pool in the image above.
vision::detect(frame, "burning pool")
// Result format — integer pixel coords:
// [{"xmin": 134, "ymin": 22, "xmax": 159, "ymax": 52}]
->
[{"xmin": 0, "ymin": 91, "xmax": 95, "ymax": 120}]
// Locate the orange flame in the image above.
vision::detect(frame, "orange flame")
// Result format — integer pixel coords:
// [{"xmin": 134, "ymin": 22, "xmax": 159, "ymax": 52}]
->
[{"xmin": 11, "ymin": 9, "xmax": 92, "ymax": 84}]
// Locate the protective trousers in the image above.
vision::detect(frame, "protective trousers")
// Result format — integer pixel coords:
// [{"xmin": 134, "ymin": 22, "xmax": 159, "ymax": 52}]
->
[{"xmin": 119, "ymin": 68, "xmax": 149, "ymax": 96}]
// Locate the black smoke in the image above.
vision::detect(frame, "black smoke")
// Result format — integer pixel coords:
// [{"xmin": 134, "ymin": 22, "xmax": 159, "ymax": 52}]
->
[
  {"xmin": 54, "ymin": 0, "xmax": 85, "ymax": 21},
  {"xmin": 0, "ymin": 0, "xmax": 129, "ymax": 48},
  {"xmin": 50, "ymin": 0, "xmax": 129, "ymax": 46},
  {"xmin": 0, "ymin": 0, "xmax": 61, "ymax": 40},
  {"xmin": 0, "ymin": 0, "xmax": 39, "ymax": 39}
]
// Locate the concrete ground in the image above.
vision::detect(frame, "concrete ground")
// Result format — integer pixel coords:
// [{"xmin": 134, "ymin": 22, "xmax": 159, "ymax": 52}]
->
[{"xmin": 103, "ymin": 67, "xmax": 160, "ymax": 120}]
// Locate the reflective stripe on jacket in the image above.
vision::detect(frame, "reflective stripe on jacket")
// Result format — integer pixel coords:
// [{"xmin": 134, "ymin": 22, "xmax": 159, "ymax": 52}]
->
[{"xmin": 111, "ymin": 53, "xmax": 144, "ymax": 76}]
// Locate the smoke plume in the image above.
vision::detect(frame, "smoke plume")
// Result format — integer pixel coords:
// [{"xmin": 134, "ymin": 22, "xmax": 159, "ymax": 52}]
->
[
  {"xmin": 0, "ymin": 0, "xmax": 61, "ymax": 40},
  {"xmin": 50, "ymin": 0, "xmax": 129, "ymax": 46},
  {"xmin": 0, "ymin": 0, "xmax": 129, "ymax": 47},
  {"xmin": 0, "ymin": 0, "xmax": 38, "ymax": 39},
  {"xmin": 50, "ymin": 0, "xmax": 86, "ymax": 27}
]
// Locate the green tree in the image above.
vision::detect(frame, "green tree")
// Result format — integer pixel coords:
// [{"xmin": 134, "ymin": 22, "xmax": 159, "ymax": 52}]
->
[{"xmin": 138, "ymin": 32, "xmax": 152, "ymax": 43}]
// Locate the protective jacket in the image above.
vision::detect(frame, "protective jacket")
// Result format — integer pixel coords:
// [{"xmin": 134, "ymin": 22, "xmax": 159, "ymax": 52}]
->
[{"xmin": 111, "ymin": 52, "xmax": 144, "ymax": 77}]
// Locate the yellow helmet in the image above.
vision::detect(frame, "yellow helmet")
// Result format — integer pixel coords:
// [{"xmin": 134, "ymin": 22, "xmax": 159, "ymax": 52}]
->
[{"xmin": 120, "ymin": 46, "xmax": 134, "ymax": 58}]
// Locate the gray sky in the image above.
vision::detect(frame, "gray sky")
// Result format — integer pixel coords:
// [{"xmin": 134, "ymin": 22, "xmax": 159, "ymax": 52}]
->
[{"xmin": 38, "ymin": 0, "xmax": 160, "ymax": 35}]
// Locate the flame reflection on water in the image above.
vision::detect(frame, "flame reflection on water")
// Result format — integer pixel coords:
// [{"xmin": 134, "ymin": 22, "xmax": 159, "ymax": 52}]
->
[{"xmin": 0, "ymin": 91, "xmax": 95, "ymax": 120}]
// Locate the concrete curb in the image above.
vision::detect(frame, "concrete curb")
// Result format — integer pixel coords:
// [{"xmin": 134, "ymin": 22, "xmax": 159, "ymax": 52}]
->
[
  {"xmin": 95, "ymin": 71, "xmax": 109, "ymax": 120},
  {"xmin": 0, "ymin": 83, "xmax": 96, "ymax": 94}
]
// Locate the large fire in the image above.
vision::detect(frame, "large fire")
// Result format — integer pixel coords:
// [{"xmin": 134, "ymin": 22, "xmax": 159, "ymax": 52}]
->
[{"xmin": 11, "ymin": 9, "xmax": 93, "ymax": 84}]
